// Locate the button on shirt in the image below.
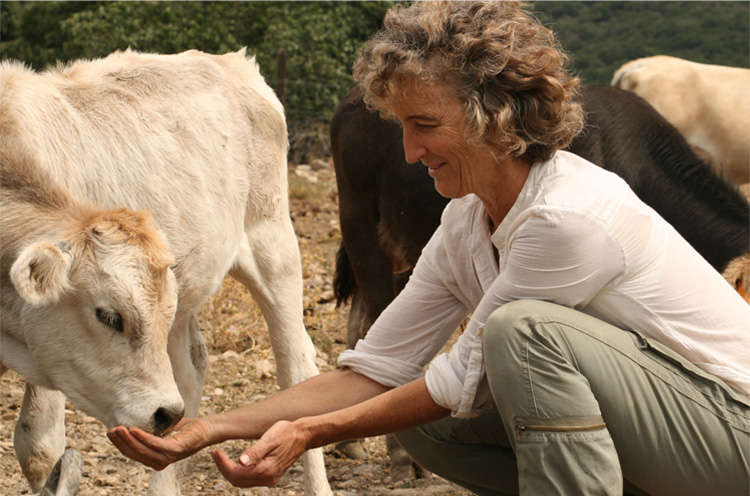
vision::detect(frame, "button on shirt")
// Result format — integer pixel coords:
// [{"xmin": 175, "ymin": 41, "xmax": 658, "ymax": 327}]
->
[{"xmin": 338, "ymin": 150, "xmax": 750, "ymax": 417}]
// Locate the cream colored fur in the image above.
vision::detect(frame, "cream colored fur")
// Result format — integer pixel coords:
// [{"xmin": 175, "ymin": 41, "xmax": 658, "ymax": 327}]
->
[
  {"xmin": 1, "ymin": 49, "xmax": 330, "ymax": 495},
  {"xmin": 1, "ymin": 144, "xmax": 184, "ymax": 489},
  {"xmin": 612, "ymin": 55, "xmax": 750, "ymax": 185}
]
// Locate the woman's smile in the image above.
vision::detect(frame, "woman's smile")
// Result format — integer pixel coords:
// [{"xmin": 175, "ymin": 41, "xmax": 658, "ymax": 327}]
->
[{"xmin": 425, "ymin": 162, "xmax": 446, "ymax": 177}]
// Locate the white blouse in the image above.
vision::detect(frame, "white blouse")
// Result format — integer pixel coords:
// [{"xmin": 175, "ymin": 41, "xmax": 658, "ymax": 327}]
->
[{"xmin": 338, "ymin": 150, "xmax": 750, "ymax": 417}]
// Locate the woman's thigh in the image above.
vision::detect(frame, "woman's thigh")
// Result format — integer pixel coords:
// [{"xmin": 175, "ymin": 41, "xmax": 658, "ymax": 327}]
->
[{"xmin": 483, "ymin": 299, "xmax": 750, "ymax": 496}]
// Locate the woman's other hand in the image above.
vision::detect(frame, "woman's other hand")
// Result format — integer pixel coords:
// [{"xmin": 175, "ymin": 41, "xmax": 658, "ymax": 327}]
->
[
  {"xmin": 211, "ymin": 420, "xmax": 309, "ymax": 487},
  {"xmin": 107, "ymin": 417, "xmax": 212, "ymax": 470}
]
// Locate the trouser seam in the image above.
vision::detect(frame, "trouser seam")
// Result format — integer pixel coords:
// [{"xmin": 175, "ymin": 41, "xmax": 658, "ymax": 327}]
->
[
  {"xmin": 528, "ymin": 317, "xmax": 750, "ymax": 430},
  {"xmin": 521, "ymin": 341, "xmax": 540, "ymax": 416}
]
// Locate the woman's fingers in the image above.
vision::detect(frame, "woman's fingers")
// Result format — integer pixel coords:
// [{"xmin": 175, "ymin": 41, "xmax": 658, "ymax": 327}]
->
[
  {"xmin": 129, "ymin": 427, "xmax": 173, "ymax": 450},
  {"xmin": 211, "ymin": 449, "xmax": 280, "ymax": 487},
  {"xmin": 107, "ymin": 426, "xmax": 171, "ymax": 470},
  {"xmin": 107, "ymin": 420, "xmax": 208, "ymax": 470},
  {"xmin": 209, "ymin": 422, "xmax": 306, "ymax": 488},
  {"xmin": 239, "ymin": 437, "xmax": 274, "ymax": 466},
  {"xmin": 109, "ymin": 419, "xmax": 308, "ymax": 487}
]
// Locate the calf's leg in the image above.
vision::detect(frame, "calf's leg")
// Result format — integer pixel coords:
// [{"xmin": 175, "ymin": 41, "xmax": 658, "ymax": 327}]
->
[
  {"xmin": 15, "ymin": 384, "xmax": 66, "ymax": 492},
  {"xmin": 38, "ymin": 448, "xmax": 83, "ymax": 496},
  {"xmin": 230, "ymin": 216, "xmax": 331, "ymax": 496},
  {"xmin": 148, "ymin": 314, "xmax": 207, "ymax": 496}
]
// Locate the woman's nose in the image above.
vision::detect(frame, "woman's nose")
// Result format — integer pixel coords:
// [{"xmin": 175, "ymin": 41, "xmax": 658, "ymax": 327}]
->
[{"xmin": 402, "ymin": 127, "xmax": 426, "ymax": 164}]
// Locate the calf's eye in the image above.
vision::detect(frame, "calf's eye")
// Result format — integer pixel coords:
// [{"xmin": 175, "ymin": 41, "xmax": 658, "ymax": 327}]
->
[{"xmin": 95, "ymin": 308, "xmax": 124, "ymax": 333}]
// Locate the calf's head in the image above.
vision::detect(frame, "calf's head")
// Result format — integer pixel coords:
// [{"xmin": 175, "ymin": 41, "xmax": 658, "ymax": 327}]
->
[{"xmin": 9, "ymin": 208, "xmax": 184, "ymax": 433}]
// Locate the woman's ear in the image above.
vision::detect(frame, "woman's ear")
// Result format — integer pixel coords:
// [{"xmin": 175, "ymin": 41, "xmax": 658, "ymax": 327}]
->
[{"xmin": 10, "ymin": 240, "xmax": 73, "ymax": 305}]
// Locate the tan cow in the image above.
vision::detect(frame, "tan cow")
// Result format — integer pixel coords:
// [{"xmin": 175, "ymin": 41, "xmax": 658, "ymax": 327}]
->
[
  {"xmin": 723, "ymin": 254, "xmax": 750, "ymax": 303},
  {"xmin": 0, "ymin": 49, "xmax": 330, "ymax": 495},
  {"xmin": 612, "ymin": 55, "xmax": 750, "ymax": 185},
  {"xmin": 724, "ymin": 183, "xmax": 750, "ymax": 303}
]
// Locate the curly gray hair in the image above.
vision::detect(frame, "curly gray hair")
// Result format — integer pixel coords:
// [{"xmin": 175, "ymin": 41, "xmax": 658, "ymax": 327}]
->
[{"xmin": 353, "ymin": 1, "xmax": 583, "ymax": 163}]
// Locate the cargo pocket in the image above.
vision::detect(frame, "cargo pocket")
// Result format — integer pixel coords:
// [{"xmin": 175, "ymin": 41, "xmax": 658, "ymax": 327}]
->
[{"xmin": 514, "ymin": 415, "xmax": 622, "ymax": 495}]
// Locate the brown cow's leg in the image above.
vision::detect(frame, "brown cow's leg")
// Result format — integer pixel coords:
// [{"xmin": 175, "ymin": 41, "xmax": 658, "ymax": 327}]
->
[
  {"xmin": 334, "ymin": 296, "xmax": 370, "ymax": 460},
  {"xmin": 386, "ymin": 432, "xmax": 431, "ymax": 481},
  {"xmin": 231, "ymin": 216, "xmax": 332, "ymax": 495}
]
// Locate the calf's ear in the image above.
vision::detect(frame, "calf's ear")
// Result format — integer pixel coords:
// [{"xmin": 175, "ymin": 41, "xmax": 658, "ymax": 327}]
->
[{"xmin": 10, "ymin": 240, "xmax": 73, "ymax": 305}]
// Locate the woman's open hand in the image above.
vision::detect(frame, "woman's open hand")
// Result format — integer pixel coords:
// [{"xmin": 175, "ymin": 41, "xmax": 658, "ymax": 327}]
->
[
  {"xmin": 107, "ymin": 417, "xmax": 213, "ymax": 470},
  {"xmin": 211, "ymin": 420, "xmax": 310, "ymax": 487}
]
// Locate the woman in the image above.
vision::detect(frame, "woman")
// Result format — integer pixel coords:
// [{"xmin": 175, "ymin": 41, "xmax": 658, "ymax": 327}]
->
[{"xmin": 109, "ymin": 2, "xmax": 749, "ymax": 494}]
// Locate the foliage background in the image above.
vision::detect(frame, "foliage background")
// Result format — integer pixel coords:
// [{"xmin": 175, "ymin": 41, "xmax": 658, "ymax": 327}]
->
[{"xmin": 2, "ymin": 1, "xmax": 748, "ymax": 161}]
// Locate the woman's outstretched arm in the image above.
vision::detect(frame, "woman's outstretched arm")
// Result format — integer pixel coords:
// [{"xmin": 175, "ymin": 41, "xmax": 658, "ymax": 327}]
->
[
  {"xmin": 107, "ymin": 369, "xmax": 447, "ymax": 481},
  {"xmin": 211, "ymin": 376, "xmax": 449, "ymax": 487},
  {"xmin": 107, "ymin": 367, "xmax": 392, "ymax": 470}
]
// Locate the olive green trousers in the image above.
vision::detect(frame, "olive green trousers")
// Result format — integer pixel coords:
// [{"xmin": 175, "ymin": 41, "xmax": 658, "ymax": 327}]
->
[{"xmin": 396, "ymin": 300, "xmax": 750, "ymax": 495}]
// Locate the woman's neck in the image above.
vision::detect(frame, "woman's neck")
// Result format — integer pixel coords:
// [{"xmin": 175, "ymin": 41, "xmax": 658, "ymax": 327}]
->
[{"xmin": 477, "ymin": 155, "xmax": 532, "ymax": 232}]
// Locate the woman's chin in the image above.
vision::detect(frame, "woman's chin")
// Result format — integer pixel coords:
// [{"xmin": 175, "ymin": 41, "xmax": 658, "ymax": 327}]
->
[{"xmin": 433, "ymin": 182, "xmax": 459, "ymax": 199}]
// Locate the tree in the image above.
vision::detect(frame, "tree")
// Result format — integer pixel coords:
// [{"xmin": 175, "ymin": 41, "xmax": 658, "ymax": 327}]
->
[
  {"xmin": 253, "ymin": 2, "xmax": 390, "ymax": 159},
  {"xmin": 532, "ymin": 2, "xmax": 749, "ymax": 85},
  {"xmin": 1, "ymin": 2, "xmax": 95, "ymax": 68}
]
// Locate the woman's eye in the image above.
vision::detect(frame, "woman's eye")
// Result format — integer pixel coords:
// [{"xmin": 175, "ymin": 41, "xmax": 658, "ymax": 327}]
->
[
  {"xmin": 95, "ymin": 308, "xmax": 124, "ymax": 333},
  {"xmin": 415, "ymin": 122, "xmax": 438, "ymax": 129}
]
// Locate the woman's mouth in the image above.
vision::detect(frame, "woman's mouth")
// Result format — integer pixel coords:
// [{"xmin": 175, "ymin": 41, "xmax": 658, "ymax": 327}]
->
[{"xmin": 425, "ymin": 162, "xmax": 445, "ymax": 176}]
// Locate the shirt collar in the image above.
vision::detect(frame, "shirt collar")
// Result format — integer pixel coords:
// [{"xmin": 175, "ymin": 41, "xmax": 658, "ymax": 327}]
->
[{"xmin": 489, "ymin": 153, "xmax": 555, "ymax": 249}]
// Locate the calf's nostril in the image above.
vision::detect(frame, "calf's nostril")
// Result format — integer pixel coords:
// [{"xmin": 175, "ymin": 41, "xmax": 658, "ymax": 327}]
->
[{"xmin": 153, "ymin": 406, "xmax": 185, "ymax": 434}]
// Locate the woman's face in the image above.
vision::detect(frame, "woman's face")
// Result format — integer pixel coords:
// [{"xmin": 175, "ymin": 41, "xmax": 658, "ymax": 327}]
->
[{"xmin": 385, "ymin": 81, "xmax": 498, "ymax": 199}]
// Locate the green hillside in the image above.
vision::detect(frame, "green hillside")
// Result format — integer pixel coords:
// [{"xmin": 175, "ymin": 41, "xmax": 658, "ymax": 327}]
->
[{"xmin": 532, "ymin": 2, "xmax": 749, "ymax": 84}]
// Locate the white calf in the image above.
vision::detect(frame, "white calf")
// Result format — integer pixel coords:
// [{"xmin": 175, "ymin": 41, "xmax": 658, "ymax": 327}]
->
[{"xmin": 1, "ymin": 49, "xmax": 330, "ymax": 495}]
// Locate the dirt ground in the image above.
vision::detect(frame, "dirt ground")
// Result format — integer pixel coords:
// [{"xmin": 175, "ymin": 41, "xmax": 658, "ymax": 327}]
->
[{"xmin": 1, "ymin": 161, "xmax": 472, "ymax": 495}]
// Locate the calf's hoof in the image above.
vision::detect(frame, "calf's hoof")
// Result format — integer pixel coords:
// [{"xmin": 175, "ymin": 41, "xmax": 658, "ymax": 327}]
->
[{"xmin": 38, "ymin": 449, "xmax": 82, "ymax": 496}]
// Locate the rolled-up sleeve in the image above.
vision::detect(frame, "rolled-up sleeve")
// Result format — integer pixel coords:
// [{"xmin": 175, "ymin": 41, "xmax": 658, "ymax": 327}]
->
[
  {"xmin": 337, "ymin": 347, "xmax": 427, "ymax": 387},
  {"xmin": 424, "ymin": 322, "xmax": 486, "ymax": 417}
]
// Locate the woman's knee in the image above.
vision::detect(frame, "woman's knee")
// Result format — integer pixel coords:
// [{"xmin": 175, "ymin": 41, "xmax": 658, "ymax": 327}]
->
[
  {"xmin": 483, "ymin": 299, "xmax": 551, "ymax": 356},
  {"xmin": 483, "ymin": 299, "xmax": 600, "ymax": 355},
  {"xmin": 395, "ymin": 416, "xmax": 501, "ymax": 474},
  {"xmin": 482, "ymin": 300, "xmax": 609, "ymax": 415}
]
